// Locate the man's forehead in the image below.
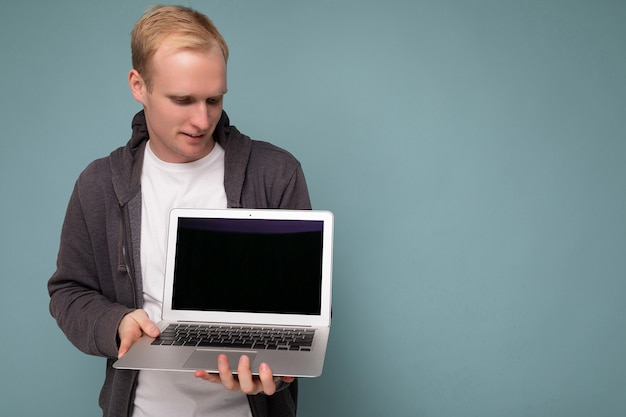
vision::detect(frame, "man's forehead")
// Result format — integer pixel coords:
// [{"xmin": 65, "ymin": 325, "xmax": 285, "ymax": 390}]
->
[
  {"xmin": 148, "ymin": 44, "xmax": 227, "ymax": 92},
  {"xmin": 156, "ymin": 35, "xmax": 225, "ymax": 61}
]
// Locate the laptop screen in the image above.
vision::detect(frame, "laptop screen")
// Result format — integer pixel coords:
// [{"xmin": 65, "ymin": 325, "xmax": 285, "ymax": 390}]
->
[{"xmin": 172, "ymin": 217, "xmax": 324, "ymax": 315}]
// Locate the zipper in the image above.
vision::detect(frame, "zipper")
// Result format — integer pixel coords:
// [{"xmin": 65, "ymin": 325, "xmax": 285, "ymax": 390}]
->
[{"xmin": 118, "ymin": 202, "xmax": 138, "ymax": 308}]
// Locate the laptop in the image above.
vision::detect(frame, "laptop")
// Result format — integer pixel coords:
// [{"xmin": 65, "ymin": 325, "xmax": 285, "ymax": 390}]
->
[{"xmin": 113, "ymin": 208, "xmax": 333, "ymax": 377}]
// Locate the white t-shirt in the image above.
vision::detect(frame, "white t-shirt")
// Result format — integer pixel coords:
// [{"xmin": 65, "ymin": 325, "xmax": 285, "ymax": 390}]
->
[{"xmin": 132, "ymin": 142, "xmax": 252, "ymax": 417}]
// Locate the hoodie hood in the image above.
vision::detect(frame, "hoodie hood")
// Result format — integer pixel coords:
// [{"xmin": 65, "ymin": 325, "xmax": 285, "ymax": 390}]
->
[{"xmin": 129, "ymin": 109, "xmax": 232, "ymax": 148}]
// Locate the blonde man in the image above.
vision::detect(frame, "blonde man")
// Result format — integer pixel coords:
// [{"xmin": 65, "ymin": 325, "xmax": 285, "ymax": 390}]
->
[{"xmin": 49, "ymin": 5, "xmax": 308, "ymax": 417}]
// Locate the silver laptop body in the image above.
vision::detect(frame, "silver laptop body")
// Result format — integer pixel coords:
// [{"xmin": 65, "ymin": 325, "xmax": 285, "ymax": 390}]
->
[{"xmin": 113, "ymin": 208, "xmax": 333, "ymax": 377}]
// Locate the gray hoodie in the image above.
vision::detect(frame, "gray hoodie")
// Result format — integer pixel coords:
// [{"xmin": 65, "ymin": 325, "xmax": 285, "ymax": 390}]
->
[{"xmin": 49, "ymin": 110, "xmax": 310, "ymax": 416}]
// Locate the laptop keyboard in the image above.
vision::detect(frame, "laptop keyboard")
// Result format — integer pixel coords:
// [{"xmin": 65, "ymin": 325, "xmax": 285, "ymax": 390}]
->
[{"xmin": 151, "ymin": 323, "xmax": 315, "ymax": 351}]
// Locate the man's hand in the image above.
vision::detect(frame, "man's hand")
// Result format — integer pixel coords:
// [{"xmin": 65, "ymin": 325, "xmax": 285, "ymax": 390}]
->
[
  {"xmin": 194, "ymin": 354, "xmax": 295, "ymax": 395},
  {"xmin": 117, "ymin": 309, "xmax": 160, "ymax": 358}
]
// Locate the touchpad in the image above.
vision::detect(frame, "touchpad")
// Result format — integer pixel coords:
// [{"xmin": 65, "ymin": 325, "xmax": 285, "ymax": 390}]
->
[{"xmin": 184, "ymin": 349, "xmax": 258, "ymax": 373}]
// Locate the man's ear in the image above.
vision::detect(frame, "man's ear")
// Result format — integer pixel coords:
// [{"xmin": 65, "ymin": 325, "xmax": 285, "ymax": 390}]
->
[{"xmin": 128, "ymin": 69, "xmax": 146, "ymax": 104}]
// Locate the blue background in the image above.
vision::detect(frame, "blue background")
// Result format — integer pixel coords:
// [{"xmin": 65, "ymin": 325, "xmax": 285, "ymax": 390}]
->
[{"xmin": 1, "ymin": 1, "xmax": 625, "ymax": 416}]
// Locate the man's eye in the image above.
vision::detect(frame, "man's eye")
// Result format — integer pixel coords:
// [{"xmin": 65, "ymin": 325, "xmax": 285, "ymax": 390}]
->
[{"xmin": 172, "ymin": 97, "xmax": 193, "ymax": 105}]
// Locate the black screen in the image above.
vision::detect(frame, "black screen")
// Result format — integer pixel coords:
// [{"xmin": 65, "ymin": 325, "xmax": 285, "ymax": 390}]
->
[{"xmin": 172, "ymin": 217, "xmax": 324, "ymax": 315}]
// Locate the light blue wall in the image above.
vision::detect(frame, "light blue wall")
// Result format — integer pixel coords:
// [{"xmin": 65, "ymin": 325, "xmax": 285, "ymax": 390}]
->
[{"xmin": 1, "ymin": 1, "xmax": 624, "ymax": 416}]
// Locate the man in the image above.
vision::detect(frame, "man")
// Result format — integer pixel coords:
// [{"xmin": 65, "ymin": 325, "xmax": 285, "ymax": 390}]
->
[{"xmin": 48, "ymin": 5, "xmax": 309, "ymax": 417}]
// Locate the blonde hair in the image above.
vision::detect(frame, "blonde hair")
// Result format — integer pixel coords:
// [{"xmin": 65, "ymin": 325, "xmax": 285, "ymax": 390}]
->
[{"xmin": 131, "ymin": 5, "xmax": 229, "ymax": 89}]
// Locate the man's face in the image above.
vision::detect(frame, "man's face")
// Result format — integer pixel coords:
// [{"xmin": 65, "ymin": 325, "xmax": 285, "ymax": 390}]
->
[{"xmin": 129, "ymin": 42, "xmax": 227, "ymax": 163}]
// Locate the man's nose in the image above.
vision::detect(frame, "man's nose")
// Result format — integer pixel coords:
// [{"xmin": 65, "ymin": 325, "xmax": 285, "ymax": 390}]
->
[{"xmin": 190, "ymin": 103, "xmax": 210, "ymax": 131}]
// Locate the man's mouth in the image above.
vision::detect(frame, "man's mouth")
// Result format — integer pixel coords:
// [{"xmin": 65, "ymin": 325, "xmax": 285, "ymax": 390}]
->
[{"xmin": 183, "ymin": 132, "xmax": 205, "ymax": 139}]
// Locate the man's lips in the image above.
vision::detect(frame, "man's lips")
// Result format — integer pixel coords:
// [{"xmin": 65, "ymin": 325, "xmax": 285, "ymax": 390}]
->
[{"xmin": 182, "ymin": 132, "xmax": 207, "ymax": 139}]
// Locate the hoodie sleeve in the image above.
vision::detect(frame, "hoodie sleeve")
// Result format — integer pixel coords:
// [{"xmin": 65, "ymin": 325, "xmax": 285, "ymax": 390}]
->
[{"xmin": 48, "ymin": 162, "xmax": 135, "ymax": 359}]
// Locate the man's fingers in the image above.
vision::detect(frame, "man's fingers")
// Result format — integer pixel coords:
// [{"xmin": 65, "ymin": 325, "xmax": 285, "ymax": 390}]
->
[
  {"xmin": 257, "ymin": 362, "xmax": 277, "ymax": 395},
  {"xmin": 130, "ymin": 310, "xmax": 160, "ymax": 337},
  {"xmin": 117, "ymin": 310, "xmax": 159, "ymax": 358},
  {"xmin": 194, "ymin": 355, "xmax": 287, "ymax": 396},
  {"xmin": 194, "ymin": 369, "xmax": 221, "ymax": 384},
  {"xmin": 117, "ymin": 339, "xmax": 132, "ymax": 359},
  {"xmin": 217, "ymin": 354, "xmax": 238, "ymax": 390},
  {"xmin": 237, "ymin": 355, "xmax": 257, "ymax": 394}
]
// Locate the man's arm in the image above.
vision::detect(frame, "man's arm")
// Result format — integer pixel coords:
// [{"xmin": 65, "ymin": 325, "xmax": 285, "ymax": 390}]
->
[{"xmin": 48, "ymin": 176, "xmax": 135, "ymax": 359}]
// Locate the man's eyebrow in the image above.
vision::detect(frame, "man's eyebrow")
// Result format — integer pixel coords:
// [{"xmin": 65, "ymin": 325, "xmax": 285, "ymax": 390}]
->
[
  {"xmin": 208, "ymin": 91, "xmax": 228, "ymax": 99},
  {"xmin": 168, "ymin": 90, "xmax": 228, "ymax": 99}
]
